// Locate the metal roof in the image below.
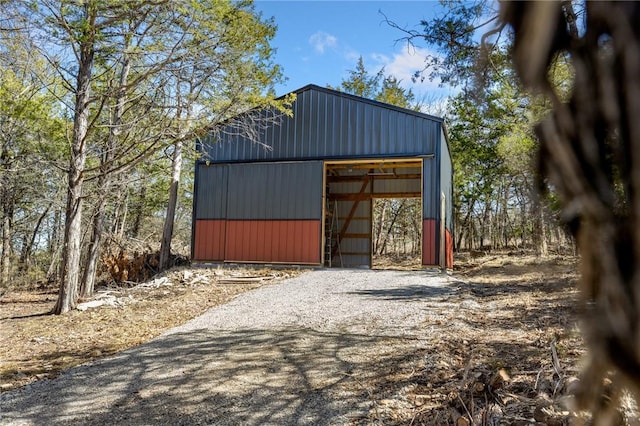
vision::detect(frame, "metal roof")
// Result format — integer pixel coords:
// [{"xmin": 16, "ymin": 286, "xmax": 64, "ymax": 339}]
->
[{"xmin": 198, "ymin": 84, "xmax": 445, "ymax": 163}]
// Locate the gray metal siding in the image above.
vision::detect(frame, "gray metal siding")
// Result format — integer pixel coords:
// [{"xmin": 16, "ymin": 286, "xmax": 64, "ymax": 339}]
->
[
  {"xmin": 201, "ymin": 86, "xmax": 443, "ymax": 162},
  {"xmin": 440, "ymin": 128, "xmax": 454, "ymax": 230},
  {"xmin": 423, "ymin": 157, "xmax": 440, "ymax": 219},
  {"xmin": 225, "ymin": 161, "xmax": 323, "ymax": 220},
  {"xmin": 195, "ymin": 163, "xmax": 228, "ymax": 219}
]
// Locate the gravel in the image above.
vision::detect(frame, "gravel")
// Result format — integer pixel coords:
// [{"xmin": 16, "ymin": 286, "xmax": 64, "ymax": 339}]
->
[{"xmin": 0, "ymin": 269, "xmax": 456, "ymax": 425}]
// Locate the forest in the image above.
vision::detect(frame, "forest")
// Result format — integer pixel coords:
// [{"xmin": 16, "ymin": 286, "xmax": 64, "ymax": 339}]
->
[{"xmin": 0, "ymin": 0, "xmax": 293, "ymax": 313}]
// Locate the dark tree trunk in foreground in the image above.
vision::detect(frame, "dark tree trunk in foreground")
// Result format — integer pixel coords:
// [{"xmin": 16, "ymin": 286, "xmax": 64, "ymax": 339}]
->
[{"xmin": 501, "ymin": 1, "xmax": 640, "ymax": 419}]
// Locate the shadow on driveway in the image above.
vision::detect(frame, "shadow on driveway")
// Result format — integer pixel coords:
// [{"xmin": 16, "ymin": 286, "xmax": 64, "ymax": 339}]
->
[
  {"xmin": 348, "ymin": 284, "xmax": 458, "ymax": 301},
  {"xmin": 0, "ymin": 327, "xmax": 418, "ymax": 425}
]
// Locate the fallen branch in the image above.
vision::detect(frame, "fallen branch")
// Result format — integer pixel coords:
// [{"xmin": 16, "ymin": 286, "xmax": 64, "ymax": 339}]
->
[
  {"xmin": 217, "ymin": 275, "xmax": 276, "ymax": 284},
  {"xmin": 457, "ymin": 394, "xmax": 474, "ymax": 425}
]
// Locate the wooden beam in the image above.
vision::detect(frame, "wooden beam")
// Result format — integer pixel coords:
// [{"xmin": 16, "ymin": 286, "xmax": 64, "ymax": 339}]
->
[
  {"xmin": 326, "ymin": 161, "xmax": 422, "ymax": 170},
  {"xmin": 322, "ymin": 161, "xmax": 327, "ymax": 265},
  {"xmin": 338, "ymin": 177, "xmax": 369, "ymax": 237},
  {"xmin": 327, "ymin": 173, "xmax": 421, "ymax": 182},
  {"xmin": 331, "ymin": 192, "xmax": 421, "ymax": 200},
  {"xmin": 372, "ymin": 192, "xmax": 422, "ymax": 199}
]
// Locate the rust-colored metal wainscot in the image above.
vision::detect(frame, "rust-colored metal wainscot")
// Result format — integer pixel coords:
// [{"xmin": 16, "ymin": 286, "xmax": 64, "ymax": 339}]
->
[
  {"xmin": 445, "ymin": 228, "xmax": 453, "ymax": 268},
  {"xmin": 422, "ymin": 219, "xmax": 454, "ymax": 268},
  {"xmin": 225, "ymin": 220, "xmax": 321, "ymax": 264},
  {"xmin": 194, "ymin": 219, "xmax": 320, "ymax": 264},
  {"xmin": 193, "ymin": 219, "xmax": 321, "ymax": 264},
  {"xmin": 422, "ymin": 219, "xmax": 437, "ymax": 266},
  {"xmin": 193, "ymin": 220, "xmax": 226, "ymax": 261}
]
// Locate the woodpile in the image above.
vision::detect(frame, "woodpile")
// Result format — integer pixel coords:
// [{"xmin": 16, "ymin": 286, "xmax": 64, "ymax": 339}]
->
[{"xmin": 101, "ymin": 249, "xmax": 188, "ymax": 285}]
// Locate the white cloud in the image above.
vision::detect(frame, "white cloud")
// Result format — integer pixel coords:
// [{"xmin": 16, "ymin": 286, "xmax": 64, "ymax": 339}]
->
[
  {"xmin": 309, "ymin": 31, "xmax": 338, "ymax": 54},
  {"xmin": 371, "ymin": 52, "xmax": 390, "ymax": 64},
  {"xmin": 371, "ymin": 46, "xmax": 445, "ymax": 94},
  {"xmin": 343, "ymin": 48, "xmax": 360, "ymax": 63}
]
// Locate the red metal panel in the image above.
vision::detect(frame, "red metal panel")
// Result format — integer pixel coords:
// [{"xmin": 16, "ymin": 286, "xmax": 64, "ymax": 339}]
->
[
  {"xmin": 225, "ymin": 220, "xmax": 321, "ymax": 264},
  {"xmin": 248, "ymin": 220, "xmax": 258, "ymax": 260},
  {"xmin": 255, "ymin": 220, "xmax": 266, "ymax": 261},
  {"xmin": 193, "ymin": 220, "xmax": 226, "ymax": 261},
  {"xmin": 269, "ymin": 221, "xmax": 280, "ymax": 260},
  {"xmin": 303, "ymin": 220, "xmax": 316, "ymax": 263},
  {"xmin": 264, "ymin": 220, "xmax": 274, "ymax": 260},
  {"xmin": 422, "ymin": 219, "xmax": 437, "ymax": 266},
  {"xmin": 281, "ymin": 220, "xmax": 292, "ymax": 261},
  {"xmin": 226, "ymin": 220, "xmax": 244, "ymax": 261},
  {"xmin": 294, "ymin": 221, "xmax": 304, "ymax": 261},
  {"xmin": 446, "ymin": 229, "xmax": 454, "ymax": 268}
]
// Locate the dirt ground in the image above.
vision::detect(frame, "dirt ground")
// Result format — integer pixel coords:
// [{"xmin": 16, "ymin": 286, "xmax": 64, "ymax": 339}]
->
[
  {"xmin": 369, "ymin": 253, "xmax": 587, "ymax": 424},
  {"xmin": 0, "ymin": 267, "xmax": 299, "ymax": 392},
  {"xmin": 0, "ymin": 253, "xmax": 624, "ymax": 424}
]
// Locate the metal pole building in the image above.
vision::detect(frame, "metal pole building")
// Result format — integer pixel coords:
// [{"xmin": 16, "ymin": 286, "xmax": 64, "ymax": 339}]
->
[{"xmin": 192, "ymin": 85, "xmax": 453, "ymax": 268}]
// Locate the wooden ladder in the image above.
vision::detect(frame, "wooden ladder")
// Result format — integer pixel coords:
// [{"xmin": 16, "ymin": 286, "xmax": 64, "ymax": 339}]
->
[{"xmin": 325, "ymin": 199, "xmax": 342, "ymax": 267}]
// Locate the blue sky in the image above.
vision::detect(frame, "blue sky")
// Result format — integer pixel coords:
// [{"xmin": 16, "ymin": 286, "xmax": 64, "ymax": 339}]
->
[{"xmin": 254, "ymin": 1, "xmax": 455, "ymax": 103}]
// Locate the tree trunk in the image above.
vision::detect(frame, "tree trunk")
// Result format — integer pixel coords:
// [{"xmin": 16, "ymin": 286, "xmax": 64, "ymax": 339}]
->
[
  {"xmin": 502, "ymin": 182, "xmax": 509, "ymax": 248},
  {"xmin": 537, "ymin": 205, "xmax": 548, "ymax": 256},
  {"xmin": 55, "ymin": 150, "xmax": 86, "ymax": 313},
  {"xmin": 49, "ymin": 207, "xmax": 61, "ymax": 254},
  {"xmin": 380, "ymin": 200, "xmax": 405, "ymax": 255},
  {"xmin": 520, "ymin": 197, "xmax": 528, "ymax": 248},
  {"xmin": 46, "ymin": 244, "xmax": 62, "ymax": 285},
  {"xmin": 1, "ymin": 146, "xmax": 12, "ymax": 287},
  {"xmin": 1, "ymin": 203, "xmax": 11, "ymax": 287},
  {"xmin": 469, "ymin": 219, "xmax": 476, "ymax": 251},
  {"xmin": 532, "ymin": 190, "xmax": 548, "ymax": 257},
  {"xmin": 19, "ymin": 203, "xmax": 51, "ymax": 270},
  {"xmin": 410, "ymin": 208, "xmax": 421, "ymax": 255},
  {"xmin": 80, "ymin": 48, "xmax": 130, "ymax": 299},
  {"xmin": 373, "ymin": 199, "xmax": 387, "ymax": 254},
  {"xmin": 80, "ymin": 195, "xmax": 105, "ymax": 299},
  {"xmin": 118, "ymin": 189, "xmax": 128, "ymax": 239},
  {"xmin": 111, "ymin": 182, "xmax": 122, "ymax": 235},
  {"xmin": 458, "ymin": 199, "xmax": 475, "ymax": 250},
  {"xmin": 159, "ymin": 139, "xmax": 183, "ymax": 270},
  {"xmin": 130, "ymin": 185, "xmax": 146, "ymax": 238},
  {"xmin": 54, "ymin": 11, "xmax": 95, "ymax": 314},
  {"xmin": 456, "ymin": 209, "xmax": 469, "ymax": 250},
  {"xmin": 455, "ymin": 225, "xmax": 466, "ymax": 251}
]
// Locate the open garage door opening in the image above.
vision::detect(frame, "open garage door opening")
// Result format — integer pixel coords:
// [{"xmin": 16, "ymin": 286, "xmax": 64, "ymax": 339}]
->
[{"xmin": 324, "ymin": 159, "xmax": 422, "ymax": 269}]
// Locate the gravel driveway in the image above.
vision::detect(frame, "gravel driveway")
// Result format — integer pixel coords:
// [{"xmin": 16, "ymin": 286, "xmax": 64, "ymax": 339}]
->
[{"xmin": 0, "ymin": 269, "xmax": 457, "ymax": 425}]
